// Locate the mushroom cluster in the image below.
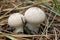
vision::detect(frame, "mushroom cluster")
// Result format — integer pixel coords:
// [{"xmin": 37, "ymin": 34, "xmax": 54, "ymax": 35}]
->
[{"xmin": 8, "ymin": 7, "xmax": 46, "ymax": 34}]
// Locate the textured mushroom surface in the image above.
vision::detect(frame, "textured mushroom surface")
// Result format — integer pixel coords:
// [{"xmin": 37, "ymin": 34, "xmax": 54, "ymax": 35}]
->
[
  {"xmin": 24, "ymin": 7, "xmax": 46, "ymax": 24},
  {"xmin": 8, "ymin": 13, "xmax": 25, "ymax": 33}
]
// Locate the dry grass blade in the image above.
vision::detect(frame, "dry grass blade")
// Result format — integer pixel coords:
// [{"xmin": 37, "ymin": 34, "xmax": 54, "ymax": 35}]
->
[
  {"xmin": 3, "ymin": 3, "xmax": 22, "ymax": 16},
  {"xmin": 54, "ymin": 28, "xmax": 58, "ymax": 40},
  {"xmin": 0, "ymin": 15, "xmax": 9, "ymax": 20},
  {"xmin": 1, "ymin": 1, "xmax": 50, "ymax": 12},
  {"xmin": 0, "ymin": 32, "xmax": 60, "ymax": 40}
]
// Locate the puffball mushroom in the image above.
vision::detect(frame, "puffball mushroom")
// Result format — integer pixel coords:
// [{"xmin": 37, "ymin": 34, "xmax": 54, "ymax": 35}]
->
[
  {"xmin": 8, "ymin": 13, "xmax": 25, "ymax": 34},
  {"xmin": 24, "ymin": 7, "xmax": 46, "ymax": 34}
]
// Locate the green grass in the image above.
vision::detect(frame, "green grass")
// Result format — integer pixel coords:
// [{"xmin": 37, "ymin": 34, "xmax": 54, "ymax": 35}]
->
[
  {"xmin": 42, "ymin": 0, "xmax": 60, "ymax": 16},
  {"xmin": 40, "ymin": 0, "xmax": 60, "ymax": 34}
]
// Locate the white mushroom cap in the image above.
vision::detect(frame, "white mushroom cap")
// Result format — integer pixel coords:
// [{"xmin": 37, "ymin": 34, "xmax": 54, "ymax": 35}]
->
[
  {"xmin": 8, "ymin": 13, "xmax": 25, "ymax": 33},
  {"xmin": 8, "ymin": 13, "xmax": 24, "ymax": 27},
  {"xmin": 24, "ymin": 7, "xmax": 46, "ymax": 25}
]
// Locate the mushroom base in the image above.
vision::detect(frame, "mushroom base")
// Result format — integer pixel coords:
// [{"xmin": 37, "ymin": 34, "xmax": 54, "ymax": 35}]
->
[
  {"xmin": 26, "ymin": 23, "xmax": 40, "ymax": 34},
  {"xmin": 13, "ymin": 26, "xmax": 23, "ymax": 34}
]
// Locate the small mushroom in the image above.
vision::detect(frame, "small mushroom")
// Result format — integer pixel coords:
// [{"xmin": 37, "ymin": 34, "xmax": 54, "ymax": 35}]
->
[
  {"xmin": 24, "ymin": 7, "xmax": 46, "ymax": 34},
  {"xmin": 8, "ymin": 13, "xmax": 25, "ymax": 34}
]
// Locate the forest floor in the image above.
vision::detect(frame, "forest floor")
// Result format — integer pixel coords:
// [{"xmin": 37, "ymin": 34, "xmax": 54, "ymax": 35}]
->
[{"xmin": 0, "ymin": 0, "xmax": 60, "ymax": 40}]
